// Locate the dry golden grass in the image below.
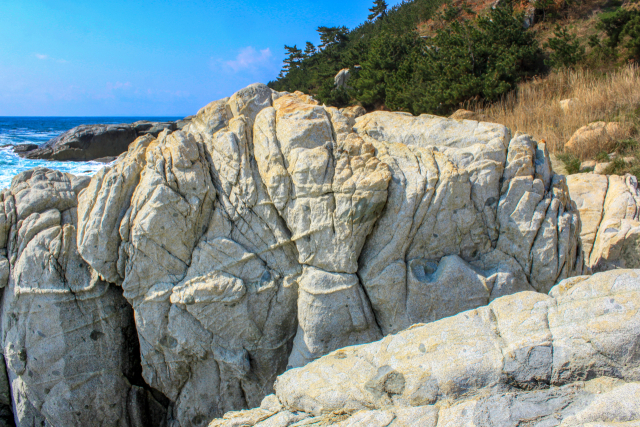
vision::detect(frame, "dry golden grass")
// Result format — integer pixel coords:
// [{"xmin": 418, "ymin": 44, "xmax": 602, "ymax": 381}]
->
[{"xmin": 468, "ymin": 65, "xmax": 640, "ymax": 160}]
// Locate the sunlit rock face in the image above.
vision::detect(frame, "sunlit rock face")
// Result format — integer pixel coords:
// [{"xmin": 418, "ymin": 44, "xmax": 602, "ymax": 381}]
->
[
  {"xmin": 73, "ymin": 83, "xmax": 584, "ymax": 426},
  {"xmin": 567, "ymin": 172, "xmax": 640, "ymax": 273},
  {"xmin": 0, "ymin": 169, "xmax": 165, "ymax": 427},
  {"xmin": 208, "ymin": 269, "xmax": 640, "ymax": 427},
  {"xmin": 0, "ymin": 83, "xmax": 588, "ymax": 427}
]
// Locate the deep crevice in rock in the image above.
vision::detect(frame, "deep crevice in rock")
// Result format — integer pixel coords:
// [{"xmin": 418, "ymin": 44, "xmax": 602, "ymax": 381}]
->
[{"xmin": 113, "ymin": 284, "xmax": 171, "ymax": 427}]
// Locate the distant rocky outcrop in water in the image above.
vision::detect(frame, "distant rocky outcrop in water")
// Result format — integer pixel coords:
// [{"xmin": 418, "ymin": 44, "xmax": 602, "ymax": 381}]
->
[
  {"xmin": 0, "ymin": 83, "xmax": 638, "ymax": 426},
  {"xmin": 17, "ymin": 118, "xmax": 192, "ymax": 162}
]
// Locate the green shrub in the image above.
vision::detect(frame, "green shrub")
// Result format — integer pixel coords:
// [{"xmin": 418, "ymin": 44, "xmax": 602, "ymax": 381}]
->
[
  {"xmin": 271, "ymin": 0, "xmax": 543, "ymax": 115},
  {"xmin": 557, "ymin": 153, "xmax": 582, "ymax": 174},
  {"xmin": 351, "ymin": 31, "xmax": 419, "ymax": 109},
  {"xmin": 359, "ymin": 3, "xmax": 544, "ymax": 114},
  {"xmin": 604, "ymin": 157, "xmax": 628, "ymax": 174},
  {"xmin": 590, "ymin": 7, "xmax": 640, "ymax": 62},
  {"xmin": 544, "ymin": 26, "xmax": 585, "ymax": 69},
  {"xmin": 616, "ymin": 138, "xmax": 639, "ymax": 154},
  {"xmin": 420, "ymin": 4, "xmax": 542, "ymax": 112}
]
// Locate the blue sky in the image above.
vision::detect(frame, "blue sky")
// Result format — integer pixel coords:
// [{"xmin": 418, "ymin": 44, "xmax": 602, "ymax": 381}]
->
[{"xmin": 0, "ymin": 0, "xmax": 404, "ymax": 116}]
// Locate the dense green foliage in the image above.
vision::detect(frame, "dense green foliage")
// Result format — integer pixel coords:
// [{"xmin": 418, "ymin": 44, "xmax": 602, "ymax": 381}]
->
[
  {"xmin": 544, "ymin": 26, "xmax": 586, "ymax": 69},
  {"xmin": 269, "ymin": 0, "xmax": 544, "ymax": 114},
  {"xmin": 268, "ymin": 0, "xmax": 449, "ymax": 107},
  {"xmin": 380, "ymin": 5, "xmax": 543, "ymax": 114},
  {"xmin": 585, "ymin": 5, "xmax": 640, "ymax": 65},
  {"xmin": 270, "ymin": 0, "xmax": 640, "ymax": 114}
]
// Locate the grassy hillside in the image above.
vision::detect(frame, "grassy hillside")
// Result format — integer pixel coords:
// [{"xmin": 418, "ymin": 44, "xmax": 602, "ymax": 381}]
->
[
  {"xmin": 271, "ymin": 0, "xmax": 640, "ymax": 176},
  {"xmin": 468, "ymin": 65, "xmax": 640, "ymax": 176},
  {"xmin": 464, "ymin": 0, "xmax": 640, "ymax": 176}
]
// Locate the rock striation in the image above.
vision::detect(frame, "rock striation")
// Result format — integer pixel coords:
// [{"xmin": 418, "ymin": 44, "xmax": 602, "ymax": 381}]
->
[
  {"xmin": 208, "ymin": 269, "xmax": 640, "ymax": 427},
  {"xmin": 21, "ymin": 119, "xmax": 192, "ymax": 162},
  {"xmin": 73, "ymin": 83, "xmax": 582, "ymax": 425},
  {"xmin": 567, "ymin": 172, "xmax": 640, "ymax": 272},
  {"xmin": 0, "ymin": 168, "xmax": 166, "ymax": 426},
  {"xmin": 0, "ymin": 83, "xmax": 591, "ymax": 426}
]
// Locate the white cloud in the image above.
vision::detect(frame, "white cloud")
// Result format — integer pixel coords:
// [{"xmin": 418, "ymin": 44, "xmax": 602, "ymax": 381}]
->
[
  {"xmin": 223, "ymin": 47, "xmax": 274, "ymax": 72},
  {"xmin": 34, "ymin": 53, "xmax": 68, "ymax": 63},
  {"xmin": 111, "ymin": 81, "xmax": 132, "ymax": 90}
]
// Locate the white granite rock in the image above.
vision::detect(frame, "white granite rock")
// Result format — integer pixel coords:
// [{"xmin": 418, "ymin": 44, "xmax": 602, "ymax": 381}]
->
[
  {"xmin": 208, "ymin": 269, "xmax": 640, "ymax": 426},
  {"xmin": 69, "ymin": 85, "xmax": 587, "ymax": 425},
  {"xmin": 0, "ymin": 168, "xmax": 162, "ymax": 427},
  {"xmin": 567, "ymin": 173, "xmax": 640, "ymax": 272}
]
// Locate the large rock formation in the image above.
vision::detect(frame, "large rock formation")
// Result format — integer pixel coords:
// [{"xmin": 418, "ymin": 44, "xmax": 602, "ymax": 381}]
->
[
  {"xmin": 71, "ymin": 83, "xmax": 583, "ymax": 425},
  {"xmin": 0, "ymin": 83, "xmax": 589, "ymax": 426},
  {"xmin": 21, "ymin": 119, "xmax": 192, "ymax": 162},
  {"xmin": 0, "ymin": 168, "xmax": 165, "ymax": 426},
  {"xmin": 567, "ymin": 173, "xmax": 640, "ymax": 272},
  {"xmin": 208, "ymin": 268, "xmax": 640, "ymax": 426}
]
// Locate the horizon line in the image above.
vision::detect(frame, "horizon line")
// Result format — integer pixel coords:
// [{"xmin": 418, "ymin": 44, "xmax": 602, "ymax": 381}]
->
[{"xmin": 0, "ymin": 115, "xmax": 191, "ymax": 118}]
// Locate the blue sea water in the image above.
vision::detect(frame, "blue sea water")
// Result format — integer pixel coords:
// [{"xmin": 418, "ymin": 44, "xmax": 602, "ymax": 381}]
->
[{"xmin": 0, "ymin": 117, "xmax": 181, "ymax": 190}]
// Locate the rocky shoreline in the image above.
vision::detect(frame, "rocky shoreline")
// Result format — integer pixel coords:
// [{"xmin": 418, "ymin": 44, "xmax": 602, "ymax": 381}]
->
[{"xmin": 0, "ymin": 83, "xmax": 637, "ymax": 426}]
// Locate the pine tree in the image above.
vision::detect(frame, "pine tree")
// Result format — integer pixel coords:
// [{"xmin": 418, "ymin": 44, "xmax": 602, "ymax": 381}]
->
[
  {"xmin": 352, "ymin": 30, "xmax": 416, "ymax": 109},
  {"xmin": 317, "ymin": 26, "xmax": 349, "ymax": 49},
  {"xmin": 413, "ymin": 3, "xmax": 542, "ymax": 113},
  {"xmin": 282, "ymin": 45, "xmax": 304, "ymax": 74},
  {"xmin": 304, "ymin": 42, "xmax": 317, "ymax": 58},
  {"xmin": 544, "ymin": 26, "xmax": 585, "ymax": 68},
  {"xmin": 368, "ymin": 0, "xmax": 388, "ymax": 21}
]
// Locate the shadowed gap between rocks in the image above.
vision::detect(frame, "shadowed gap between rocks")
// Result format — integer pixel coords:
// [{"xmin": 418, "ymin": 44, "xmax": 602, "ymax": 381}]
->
[{"xmin": 114, "ymin": 284, "xmax": 172, "ymax": 427}]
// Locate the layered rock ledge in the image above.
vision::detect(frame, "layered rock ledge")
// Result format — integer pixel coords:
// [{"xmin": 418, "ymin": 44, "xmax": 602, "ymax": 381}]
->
[{"xmin": 209, "ymin": 269, "xmax": 640, "ymax": 427}]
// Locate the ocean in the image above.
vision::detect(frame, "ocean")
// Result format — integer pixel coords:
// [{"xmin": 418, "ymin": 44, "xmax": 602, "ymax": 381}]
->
[{"xmin": 0, "ymin": 117, "xmax": 182, "ymax": 190}]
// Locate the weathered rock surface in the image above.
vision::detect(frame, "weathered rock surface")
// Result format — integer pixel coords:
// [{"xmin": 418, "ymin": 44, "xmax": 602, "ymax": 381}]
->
[
  {"xmin": 78, "ymin": 84, "xmax": 302, "ymax": 426},
  {"xmin": 559, "ymin": 97, "xmax": 580, "ymax": 113},
  {"xmin": 22, "ymin": 119, "xmax": 191, "ymax": 162},
  {"xmin": 449, "ymin": 108, "xmax": 489, "ymax": 121},
  {"xmin": 69, "ymin": 83, "xmax": 585, "ymax": 425},
  {"xmin": 0, "ymin": 83, "xmax": 593, "ymax": 426},
  {"xmin": 208, "ymin": 269, "xmax": 640, "ymax": 426},
  {"xmin": 579, "ymin": 159, "xmax": 596, "ymax": 172},
  {"xmin": 334, "ymin": 68, "xmax": 351, "ymax": 89},
  {"xmin": 0, "ymin": 168, "xmax": 165, "ymax": 426},
  {"xmin": 354, "ymin": 116, "xmax": 581, "ymax": 333},
  {"xmin": 567, "ymin": 173, "xmax": 640, "ymax": 271},
  {"xmin": 564, "ymin": 121, "xmax": 626, "ymax": 154}
]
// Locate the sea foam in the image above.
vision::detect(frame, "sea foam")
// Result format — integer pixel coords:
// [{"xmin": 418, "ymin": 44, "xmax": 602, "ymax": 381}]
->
[{"xmin": 0, "ymin": 147, "xmax": 108, "ymax": 189}]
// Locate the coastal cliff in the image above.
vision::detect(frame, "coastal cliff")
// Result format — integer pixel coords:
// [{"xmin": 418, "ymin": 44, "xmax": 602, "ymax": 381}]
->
[{"xmin": 0, "ymin": 83, "xmax": 637, "ymax": 426}]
